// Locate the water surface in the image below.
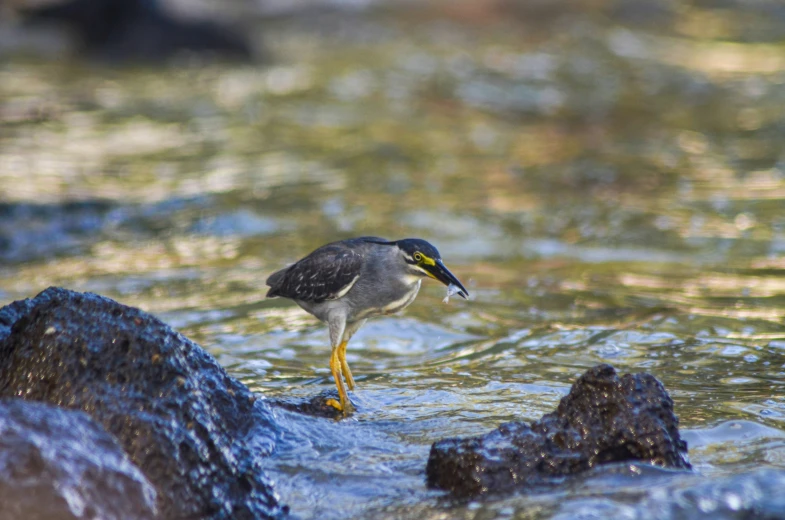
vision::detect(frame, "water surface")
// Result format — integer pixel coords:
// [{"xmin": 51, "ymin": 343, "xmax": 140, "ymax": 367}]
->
[{"xmin": 2, "ymin": 2, "xmax": 785, "ymax": 518}]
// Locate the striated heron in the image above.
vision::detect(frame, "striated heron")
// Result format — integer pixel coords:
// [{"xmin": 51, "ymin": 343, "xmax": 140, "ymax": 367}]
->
[{"xmin": 266, "ymin": 236, "xmax": 469, "ymax": 415}]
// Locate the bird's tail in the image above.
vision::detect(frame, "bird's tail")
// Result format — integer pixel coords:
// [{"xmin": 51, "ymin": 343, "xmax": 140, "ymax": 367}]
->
[{"xmin": 264, "ymin": 267, "xmax": 289, "ymax": 298}]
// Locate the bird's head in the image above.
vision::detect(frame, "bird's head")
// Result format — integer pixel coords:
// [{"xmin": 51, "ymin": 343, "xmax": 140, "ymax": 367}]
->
[{"xmin": 381, "ymin": 238, "xmax": 469, "ymax": 299}]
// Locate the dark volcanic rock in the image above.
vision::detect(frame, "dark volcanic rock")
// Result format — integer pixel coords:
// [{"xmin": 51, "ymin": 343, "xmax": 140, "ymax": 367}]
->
[
  {"xmin": 0, "ymin": 399, "xmax": 156, "ymax": 520},
  {"xmin": 0, "ymin": 287, "xmax": 58, "ymax": 338},
  {"xmin": 0, "ymin": 287, "xmax": 286, "ymax": 520},
  {"xmin": 426, "ymin": 364, "xmax": 691, "ymax": 496},
  {"xmin": 22, "ymin": 0, "xmax": 253, "ymax": 62},
  {"xmin": 268, "ymin": 389, "xmax": 355, "ymax": 419}
]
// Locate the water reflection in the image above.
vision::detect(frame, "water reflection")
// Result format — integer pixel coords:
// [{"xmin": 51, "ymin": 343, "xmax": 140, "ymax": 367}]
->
[{"xmin": 2, "ymin": 1, "xmax": 785, "ymax": 518}]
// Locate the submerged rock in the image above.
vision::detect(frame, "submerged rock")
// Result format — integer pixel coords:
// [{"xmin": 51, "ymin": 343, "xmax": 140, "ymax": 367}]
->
[
  {"xmin": 0, "ymin": 399, "xmax": 157, "ymax": 520},
  {"xmin": 426, "ymin": 364, "xmax": 690, "ymax": 496},
  {"xmin": 20, "ymin": 0, "xmax": 254, "ymax": 62},
  {"xmin": 649, "ymin": 468, "xmax": 785, "ymax": 519},
  {"xmin": 0, "ymin": 287, "xmax": 286, "ymax": 520},
  {"xmin": 268, "ymin": 389, "xmax": 354, "ymax": 419},
  {"xmin": 551, "ymin": 467, "xmax": 785, "ymax": 520},
  {"xmin": 0, "ymin": 201, "xmax": 114, "ymax": 264}
]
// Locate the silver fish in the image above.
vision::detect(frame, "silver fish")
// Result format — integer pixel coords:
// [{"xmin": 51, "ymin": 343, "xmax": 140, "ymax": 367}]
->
[{"xmin": 442, "ymin": 283, "xmax": 462, "ymax": 304}]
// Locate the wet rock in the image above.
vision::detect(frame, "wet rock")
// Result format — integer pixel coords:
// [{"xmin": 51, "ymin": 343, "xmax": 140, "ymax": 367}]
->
[
  {"xmin": 0, "ymin": 399, "xmax": 157, "ymax": 520},
  {"xmin": 268, "ymin": 389, "xmax": 354, "ymax": 419},
  {"xmin": 0, "ymin": 287, "xmax": 286, "ymax": 520},
  {"xmin": 0, "ymin": 287, "xmax": 57, "ymax": 339},
  {"xmin": 20, "ymin": 0, "xmax": 254, "ymax": 62},
  {"xmin": 426, "ymin": 364, "xmax": 690, "ymax": 496}
]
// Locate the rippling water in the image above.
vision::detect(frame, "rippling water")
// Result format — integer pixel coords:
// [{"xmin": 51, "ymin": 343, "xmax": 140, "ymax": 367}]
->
[{"xmin": 2, "ymin": 2, "xmax": 785, "ymax": 518}]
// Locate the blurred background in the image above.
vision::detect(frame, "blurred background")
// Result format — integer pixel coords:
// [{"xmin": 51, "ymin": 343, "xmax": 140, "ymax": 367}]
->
[{"xmin": 2, "ymin": 0, "xmax": 785, "ymax": 518}]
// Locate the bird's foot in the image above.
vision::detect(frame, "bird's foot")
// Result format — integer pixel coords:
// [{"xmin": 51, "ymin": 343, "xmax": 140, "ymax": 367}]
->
[{"xmin": 325, "ymin": 397, "xmax": 354, "ymax": 415}]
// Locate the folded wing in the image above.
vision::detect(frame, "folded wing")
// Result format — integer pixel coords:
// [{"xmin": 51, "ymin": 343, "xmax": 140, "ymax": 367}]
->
[{"xmin": 266, "ymin": 244, "xmax": 363, "ymax": 303}]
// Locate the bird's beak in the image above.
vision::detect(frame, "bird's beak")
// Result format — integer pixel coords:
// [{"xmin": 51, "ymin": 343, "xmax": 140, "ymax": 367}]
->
[{"xmin": 425, "ymin": 259, "xmax": 469, "ymax": 299}]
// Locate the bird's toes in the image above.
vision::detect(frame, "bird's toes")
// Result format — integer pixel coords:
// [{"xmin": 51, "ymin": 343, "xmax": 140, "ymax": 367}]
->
[{"xmin": 325, "ymin": 398, "xmax": 343, "ymax": 411}]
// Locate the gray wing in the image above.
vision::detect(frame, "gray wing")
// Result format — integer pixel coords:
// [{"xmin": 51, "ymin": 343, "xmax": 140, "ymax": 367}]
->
[{"xmin": 265, "ymin": 243, "xmax": 363, "ymax": 303}]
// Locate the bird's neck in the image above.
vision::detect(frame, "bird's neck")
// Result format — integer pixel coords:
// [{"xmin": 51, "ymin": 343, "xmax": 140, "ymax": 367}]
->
[{"xmin": 398, "ymin": 273, "xmax": 423, "ymax": 288}]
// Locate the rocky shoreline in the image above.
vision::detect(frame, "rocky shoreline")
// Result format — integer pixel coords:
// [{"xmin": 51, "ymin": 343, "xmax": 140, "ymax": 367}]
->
[
  {"xmin": 426, "ymin": 364, "xmax": 691, "ymax": 496},
  {"xmin": 0, "ymin": 287, "xmax": 285, "ymax": 519},
  {"xmin": 0, "ymin": 287, "xmax": 696, "ymax": 518}
]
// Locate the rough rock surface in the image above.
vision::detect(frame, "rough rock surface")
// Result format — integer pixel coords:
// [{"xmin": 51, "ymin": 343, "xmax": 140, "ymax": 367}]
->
[
  {"xmin": 268, "ymin": 389, "xmax": 355, "ymax": 419},
  {"xmin": 0, "ymin": 399, "xmax": 157, "ymax": 520},
  {"xmin": 426, "ymin": 364, "xmax": 691, "ymax": 496},
  {"xmin": 0, "ymin": 287, "xmax": 286, "ymax": 520}
]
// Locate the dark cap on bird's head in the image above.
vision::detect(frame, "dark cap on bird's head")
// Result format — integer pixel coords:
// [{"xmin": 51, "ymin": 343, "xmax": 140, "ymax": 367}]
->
[
  {"xmin": 368, "ymin": 237, "xmax": 468, "ymax": 299},
  {"xmin": 394, "ymin": 238, "xmax": 441, "ymax": 260}
]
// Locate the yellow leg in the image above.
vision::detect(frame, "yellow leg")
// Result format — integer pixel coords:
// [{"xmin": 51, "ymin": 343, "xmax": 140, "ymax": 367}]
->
[
  {"xmin": 326, "ymin": 346, "xmax": 353, "ymax": 415},
  {"xmin": 337, "ymin": 339, "xmax": 356, "ymax": 390}
]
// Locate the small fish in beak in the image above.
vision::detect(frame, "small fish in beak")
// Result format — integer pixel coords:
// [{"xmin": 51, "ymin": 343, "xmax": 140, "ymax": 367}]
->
[{"xmin": 443, "ymin": 283, "xmax": 464, "ymax": 304}]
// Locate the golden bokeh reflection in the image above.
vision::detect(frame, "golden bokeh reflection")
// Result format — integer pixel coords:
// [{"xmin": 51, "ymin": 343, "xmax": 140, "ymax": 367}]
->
[{"xmin": 2, "ymin": 1, "xmax": 785, "ymax": 518}]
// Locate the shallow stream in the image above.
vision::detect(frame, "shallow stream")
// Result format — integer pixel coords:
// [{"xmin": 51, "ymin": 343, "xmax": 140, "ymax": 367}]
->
[{"xmin": 2, "ymin": 3, "xmax": 785, "ymax": 518}]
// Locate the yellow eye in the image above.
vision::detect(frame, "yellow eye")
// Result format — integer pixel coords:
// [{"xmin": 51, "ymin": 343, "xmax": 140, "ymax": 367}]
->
[{"xmin": 413, "ymin": 252, "xmax": 423, "ymax": 262}]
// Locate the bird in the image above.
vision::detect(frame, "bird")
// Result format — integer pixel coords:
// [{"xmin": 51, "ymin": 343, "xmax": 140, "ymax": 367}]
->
[{"xmin": 265, "ymin": 237, "xmax": 469, "ymax": 415}]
